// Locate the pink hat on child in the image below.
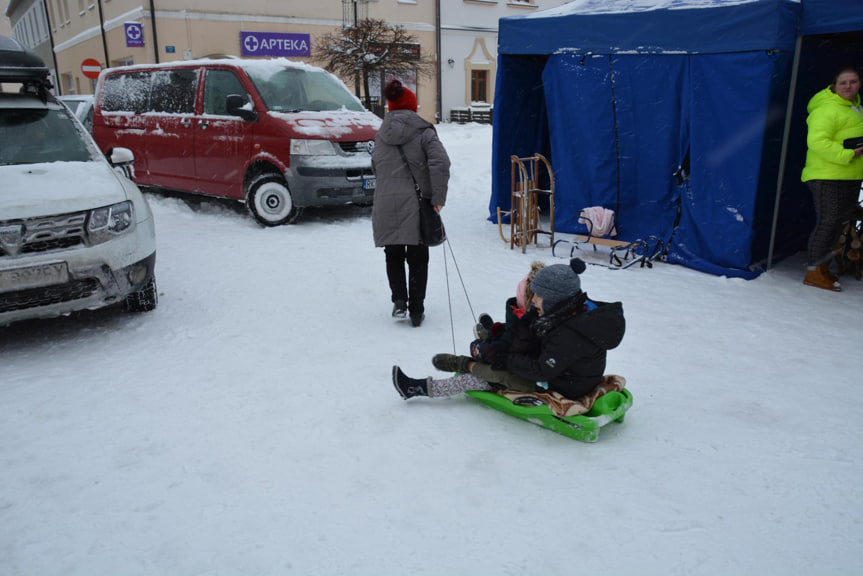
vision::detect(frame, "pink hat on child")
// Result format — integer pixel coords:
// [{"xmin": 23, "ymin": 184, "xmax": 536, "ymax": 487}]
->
[{"xmin": 516, "ymin": 278, "xmax": 528, "ymax": 309}]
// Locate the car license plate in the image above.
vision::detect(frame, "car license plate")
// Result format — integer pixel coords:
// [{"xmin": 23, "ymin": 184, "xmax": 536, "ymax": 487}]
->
[
  {"xmin": 0, "ymin": 262, "xmax": 69, "ymax": 292},
  {"xmin": 363, "ymin": 177, "xmax": 376, "ymax": 190}
]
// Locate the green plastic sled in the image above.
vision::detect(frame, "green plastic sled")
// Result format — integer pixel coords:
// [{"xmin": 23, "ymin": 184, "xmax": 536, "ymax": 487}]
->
[{"xmin": 465, "ymin": 388, "xmax": 633, "ymax": 442}]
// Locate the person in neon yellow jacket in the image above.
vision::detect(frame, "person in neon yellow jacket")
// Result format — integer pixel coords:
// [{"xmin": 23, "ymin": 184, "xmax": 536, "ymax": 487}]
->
[{"xmin": 801, "ymin": 66, "xmax": 863, "ymax": 291}]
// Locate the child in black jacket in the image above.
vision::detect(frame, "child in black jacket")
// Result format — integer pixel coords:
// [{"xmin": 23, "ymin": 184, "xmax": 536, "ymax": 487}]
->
[{"xmin": 393, "ymin": 258, "xmax": 625, "ymax": 400}]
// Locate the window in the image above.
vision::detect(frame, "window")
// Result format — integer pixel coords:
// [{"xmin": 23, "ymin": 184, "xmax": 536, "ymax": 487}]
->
[
  {"xmin": 471, "ymin": 70, "xmax": 488, "ymax": 103},
  {"xmin": 101, "ymin": 72, "xmax": 151, "ymax": 113},
  {"xmin": 247, "ymin": 67, "xmax": 364, "ymax": 113},
  {"xmin": 149, "ymin": 70, "xmax": 197, "ymax": 114},
  {"xmin": 203, "ymin": 69, "xmax": 246, "ymax": 116},
  {"xmin": 58, "ymin": 0, "xmax": 71, "ymax": 23},
  {"xmin": 101, "ymin": 69, "xmax": 197, "ymax": 114},
  {"xmin": 0, "ymin": 107, "xmax": 90, "ymax": 166},
  {"xmin": 47, "ymin": 1, "xmax": 57, "ymax": 29}
]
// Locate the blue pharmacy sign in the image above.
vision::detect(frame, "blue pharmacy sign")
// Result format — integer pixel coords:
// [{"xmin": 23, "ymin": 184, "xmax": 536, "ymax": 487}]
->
[
  {"xmin": 124, "ymin": 22, "xmax": 144, "ymax": 48},
  {"xmin": 240, "ymin": 32, "xmax": 311, "ymax": 58}
]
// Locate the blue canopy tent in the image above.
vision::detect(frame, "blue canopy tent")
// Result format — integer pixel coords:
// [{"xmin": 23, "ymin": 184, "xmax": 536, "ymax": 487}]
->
[{"xmin": 491, "ymin": 0, "xmax": 863, "ymax": 279}]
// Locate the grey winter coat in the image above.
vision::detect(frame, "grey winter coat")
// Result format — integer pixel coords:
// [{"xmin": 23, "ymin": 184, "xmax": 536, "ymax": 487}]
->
[{"xmin": 371, "ymin": 110, "xmax": 451, "ymax": 247}]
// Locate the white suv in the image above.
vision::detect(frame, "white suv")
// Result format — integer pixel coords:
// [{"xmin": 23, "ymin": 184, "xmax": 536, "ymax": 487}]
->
[{"xmin": 0, "ymin": 36, "xmax": 157, "ymax": 326}]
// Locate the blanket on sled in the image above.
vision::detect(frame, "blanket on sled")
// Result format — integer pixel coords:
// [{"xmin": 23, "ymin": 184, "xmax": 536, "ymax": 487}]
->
[{"xmin": 498, "ymin": 374, "xmax": 626, "ymax": 417}]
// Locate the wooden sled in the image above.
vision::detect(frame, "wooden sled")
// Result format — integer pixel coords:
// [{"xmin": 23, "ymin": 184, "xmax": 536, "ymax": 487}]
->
[
  {"xmin": 553, "ymin": 234, "xmax": 664, "ymax": 270},
  {"xmin": 497, "ymin": 154, "xmax": 555, "ymax": 253}
]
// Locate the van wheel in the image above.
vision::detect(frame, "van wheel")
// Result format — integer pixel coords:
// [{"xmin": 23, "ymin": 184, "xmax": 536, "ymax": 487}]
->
[
  {"xmin": 247, "ymin": 175, "xmax": 302, "ymax": 226},
  {"xmin": 125, "ymin": 277, "xmax": 158, "ymax": 312}
]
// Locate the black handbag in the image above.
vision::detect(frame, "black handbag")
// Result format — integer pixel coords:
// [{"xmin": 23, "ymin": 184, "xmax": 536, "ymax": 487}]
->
[
  {"xmin": 397, "ymin": 145, "xmax": 446, "ymax": 247},
  {"xmin": 843, "ymin": 136, "xmax": 863, "ymax": 150}
]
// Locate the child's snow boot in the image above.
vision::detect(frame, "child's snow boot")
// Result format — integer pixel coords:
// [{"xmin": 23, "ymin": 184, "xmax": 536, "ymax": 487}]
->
[
  {"xmin": 803, "ymin": 266, "xmax": 841, "ymax": 291},
  {"xmin": 431, "ymin": 354, "xmax": 473, "ymax": 373},
  {"xmin": 473, "ymin": 313, "xmax": 494, "ymax": 339},
  {"xmin": 392, "ymin": 366, "xmax": 430, "ymax": 399},
  {"xmin": 473, "ymin": 323, "xmax": 488, "ymax": 340}
]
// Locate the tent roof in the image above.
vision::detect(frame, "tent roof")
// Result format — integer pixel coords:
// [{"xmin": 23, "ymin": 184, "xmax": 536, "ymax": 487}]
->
[
  {"xmin": 498, "ymin": 0, "xmax": 801, "ymax": 55},
  {"xmin": 799, "ymin": 0, "xmax": 863, "ymax": 35}
]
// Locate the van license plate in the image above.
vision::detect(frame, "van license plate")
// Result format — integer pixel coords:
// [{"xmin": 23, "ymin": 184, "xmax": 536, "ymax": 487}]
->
[
  {"xmin": 363, "ymin": 178, "xmax": 376, "ymax": 190},
  {"xmin": 0, "ymin": 262, "xmax": 69, "ymax": 292}
]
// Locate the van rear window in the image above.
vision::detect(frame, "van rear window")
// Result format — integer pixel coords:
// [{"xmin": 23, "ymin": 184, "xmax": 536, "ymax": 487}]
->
[{"xmin": 101, "ymin": 69, "xmax": 198, "ymax": 114}]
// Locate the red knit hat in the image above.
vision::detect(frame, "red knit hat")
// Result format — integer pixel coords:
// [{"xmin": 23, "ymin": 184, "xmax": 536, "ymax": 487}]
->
[{"xmin": 384, "ymin": 79, "xmax": 417, "ymax": 112}]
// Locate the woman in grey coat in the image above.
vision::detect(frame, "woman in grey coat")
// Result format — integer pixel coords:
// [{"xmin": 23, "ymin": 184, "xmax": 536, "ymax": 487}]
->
[{"xmin": 372, "ymin": 79, "xmax": 451, "ymax": 327}]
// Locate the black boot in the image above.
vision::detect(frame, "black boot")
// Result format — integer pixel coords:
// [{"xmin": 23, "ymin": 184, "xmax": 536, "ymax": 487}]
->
[
  {"xmin": 392, "ymin": 299, "xmax": 407, "ymax": 318},
  {"xmin": 392, "ymin": 366, "xmax": 429, "ymax": 399},
  {"xmin": 432, "ymin": 354, "xmax": 472, "ymax": 373}
]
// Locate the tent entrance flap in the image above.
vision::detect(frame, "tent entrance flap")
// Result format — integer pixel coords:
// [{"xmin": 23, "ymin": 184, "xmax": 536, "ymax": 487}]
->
[
  {"xmin": 490, "ymin": 55, "xmax": 550, "ymax": 221},
  {"xmin": 540, "ymin": 53, "xmax": 686, "ymax": 249}
]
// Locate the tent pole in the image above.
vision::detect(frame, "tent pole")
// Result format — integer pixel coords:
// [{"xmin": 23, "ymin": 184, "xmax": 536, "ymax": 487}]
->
[{"xmin": 767, "ymin": 35, "xmax": 803, "ymax": 269}]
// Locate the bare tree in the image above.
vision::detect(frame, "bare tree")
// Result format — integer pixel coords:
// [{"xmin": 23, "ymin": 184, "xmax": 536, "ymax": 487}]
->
[{"xmin": 314, "ymin": 18, "xmax": 435, "ymax": 110}]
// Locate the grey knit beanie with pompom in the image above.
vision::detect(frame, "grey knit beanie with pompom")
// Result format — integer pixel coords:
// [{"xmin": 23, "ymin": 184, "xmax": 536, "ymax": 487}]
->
[{"xmin": 529, "ymin": 258, "xmax": 587, "ymax": 312}]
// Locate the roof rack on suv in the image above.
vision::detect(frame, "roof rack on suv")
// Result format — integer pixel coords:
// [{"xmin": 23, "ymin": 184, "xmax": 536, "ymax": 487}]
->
[{"xmin": 0, "ymin": 35, "xmax": 53, "ymax": 100}]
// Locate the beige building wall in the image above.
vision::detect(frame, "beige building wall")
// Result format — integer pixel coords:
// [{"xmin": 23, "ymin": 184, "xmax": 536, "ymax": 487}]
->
[
  {"xmin": 1, "ymin": 12, "xmax": 13, "ymax": 36},
  {"xmin": 46, "ymin": 0, "xmax": 439, "ymax": 122}
]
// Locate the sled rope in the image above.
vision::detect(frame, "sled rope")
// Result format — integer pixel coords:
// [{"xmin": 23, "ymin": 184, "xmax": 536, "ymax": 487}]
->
[{"xmin": 443, "ymin": 237, "xmax": 477, "ymax": 353}]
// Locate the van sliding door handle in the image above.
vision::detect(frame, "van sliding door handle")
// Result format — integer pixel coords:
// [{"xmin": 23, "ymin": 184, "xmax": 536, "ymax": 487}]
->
[
  {"xmin": 180, "ymin": 118, "xmax": 193, "ymax": 128},
  {"xmin": 198, "ymin": 120, "xmax": 209, "ymax": 130}
]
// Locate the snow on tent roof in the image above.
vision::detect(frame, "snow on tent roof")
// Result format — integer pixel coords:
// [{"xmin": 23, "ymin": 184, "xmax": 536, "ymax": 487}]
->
[{"xmin": 498, "ymin": 0, "xmax": 800, "ymax": 55}]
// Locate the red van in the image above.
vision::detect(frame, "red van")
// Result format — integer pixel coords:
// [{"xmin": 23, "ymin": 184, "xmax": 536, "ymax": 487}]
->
[{"xmin": 92, "ymin": 59, "xmax": 380, "ymax": 226}]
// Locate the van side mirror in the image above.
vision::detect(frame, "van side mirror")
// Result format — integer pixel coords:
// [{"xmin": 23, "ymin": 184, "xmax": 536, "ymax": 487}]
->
[{"xmin": 226, "ymin": 94, "xmax": 257, "ymax": 121}]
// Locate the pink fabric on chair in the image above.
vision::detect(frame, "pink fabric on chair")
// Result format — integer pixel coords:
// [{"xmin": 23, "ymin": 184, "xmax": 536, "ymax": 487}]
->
[{"xmin": 578, "ymin": 206, "xmax": 617, "ymax": 238}]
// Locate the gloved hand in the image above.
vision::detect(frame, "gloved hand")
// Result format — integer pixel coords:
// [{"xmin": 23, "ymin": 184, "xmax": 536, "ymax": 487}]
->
[
  {"xmin": 489, "ymin": 322, "xmax": 507, "ymax": 340},
  {"xmin": 470, "ymin": 339, "xmax": 493, "ymax": 362}
]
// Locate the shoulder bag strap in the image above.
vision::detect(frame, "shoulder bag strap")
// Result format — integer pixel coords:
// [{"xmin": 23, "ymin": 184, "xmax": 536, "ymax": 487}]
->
[{"xmin": 396, "ymin": 145, "xmax": 423, "ymax": 202}]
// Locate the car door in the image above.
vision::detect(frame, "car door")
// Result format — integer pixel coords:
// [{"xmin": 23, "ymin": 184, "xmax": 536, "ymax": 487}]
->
[
  {"xmin": 142, "ymin": 67, "xmax": 199, "ymax": 192},
  {"xmin": 94, "ymin": 71, "xmax": 154, "ymax": 185},
  {"xmin": 194, "ymin": 67, "xmax": 256, "ymax": 199}
]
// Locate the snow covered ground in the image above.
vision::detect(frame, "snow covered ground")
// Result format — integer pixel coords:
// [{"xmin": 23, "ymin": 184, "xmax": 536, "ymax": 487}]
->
[{"xmin": 1, "ymin": 123, "xmax": 860, "ymax": 575}]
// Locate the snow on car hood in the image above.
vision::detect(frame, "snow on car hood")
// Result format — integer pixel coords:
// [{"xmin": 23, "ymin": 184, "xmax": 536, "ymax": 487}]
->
[
  {"xmin": 0, "ymin": 160, "xmax": 131, "ymax": 220},
  {"xmin": 268, "ymin": 110, "xmax": 381, "ymax": 140}
]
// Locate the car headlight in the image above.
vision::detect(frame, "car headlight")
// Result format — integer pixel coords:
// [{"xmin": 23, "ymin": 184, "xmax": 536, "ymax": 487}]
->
[
  {"xmin": 290, "ymin": 139, "xmax": 336, "ymax": 156},
  {"xmin": 88, "ymin": 201, "xmax": 135, "ymax": 244}
]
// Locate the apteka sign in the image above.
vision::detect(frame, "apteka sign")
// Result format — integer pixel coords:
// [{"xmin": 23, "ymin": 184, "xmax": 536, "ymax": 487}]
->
[
  {"xmin": 241, "ymin": 32, "xmax": 310, "ymax": 58},
  {"xmin": 125, "ymin": 22, "xmax": 144, "ymax": 48}
]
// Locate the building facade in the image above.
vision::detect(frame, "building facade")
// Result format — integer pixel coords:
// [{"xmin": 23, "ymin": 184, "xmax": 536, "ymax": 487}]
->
[
  {"xmin": 439, "ymin": 0, "xmax": 572, "ymax": 123},
  {"xmin": 5, "ymin": 0, "xmax": 53, "ymax": 83},
  {"xmin": 5, "ymin": 0, "xmax": 572, "ymax": 123}
]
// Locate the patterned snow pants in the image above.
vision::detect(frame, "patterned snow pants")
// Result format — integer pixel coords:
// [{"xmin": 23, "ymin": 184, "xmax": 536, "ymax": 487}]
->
[
  {"xmin": 806, "ymin": 179, "xmax": 861, "ymax": 266},
  {"xmin": 428, "ymin": 363, "xmax": 536, "ymax": 398}
]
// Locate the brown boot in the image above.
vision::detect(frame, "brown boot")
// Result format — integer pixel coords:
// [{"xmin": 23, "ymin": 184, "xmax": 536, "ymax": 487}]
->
[
  {"xmin": 819, "ymin": 264, "xmax": 839, "ymax": 284},
  {"xmin": 804, "ymin": 267, "xmax": 841, "ymax": 291}
]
